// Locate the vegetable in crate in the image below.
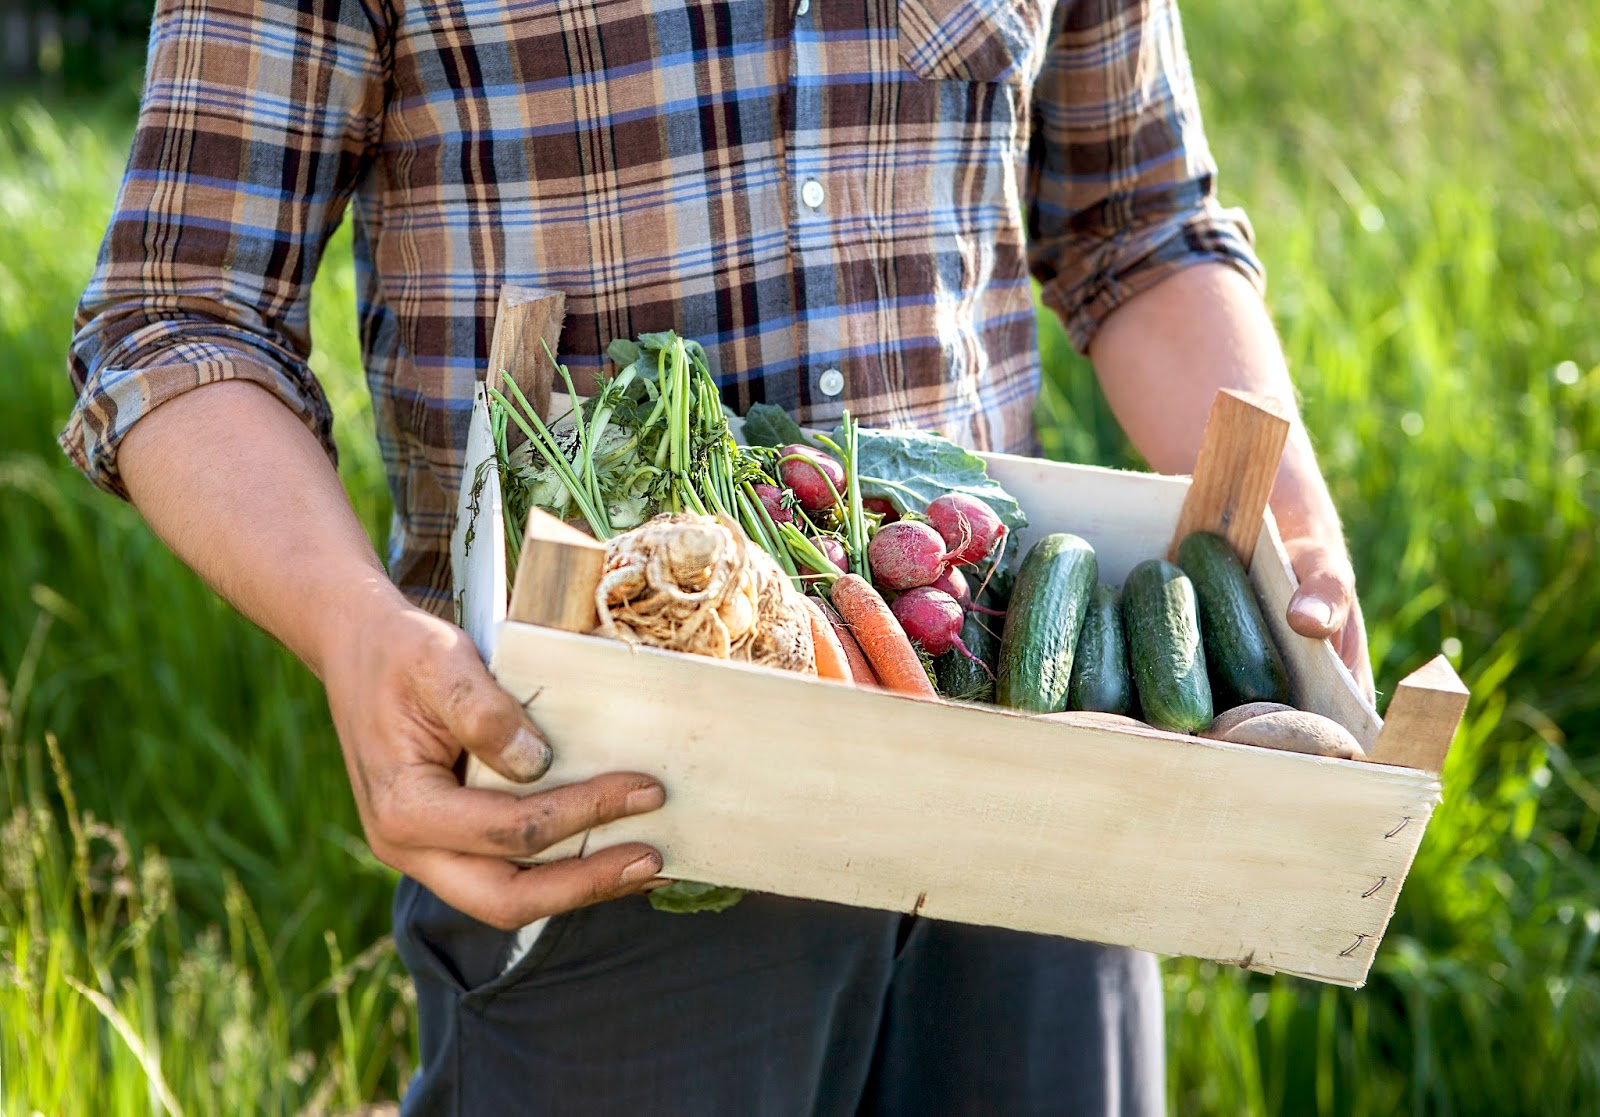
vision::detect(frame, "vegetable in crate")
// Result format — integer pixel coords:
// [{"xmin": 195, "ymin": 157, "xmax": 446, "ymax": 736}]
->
[
  {"xmin": 934, "ymin": 588, "xmax": 1003, "ymax": 703},
  {"xmin": 995, "ymin": 534, "xmax": 1098, "ymax": 712},
  {"xmin": 1214, "ymin": 709, "xmax": 1366, "ymax": 760},
  {"xmin": 1122, "ymin": 559, "xmax": 1213, "ymax": 732},
  {"xmin": 1176, "ymin": 530, "xmax": 1291, "ymax": 706},
  {"xmin": 594, "ymin": 512, "xmax": 817, "ymax": 915},
  {"xmin": 891, "ymin": 586, "xmax": 986, "ymax": 663},
  {"xmin": 829, "ymin": 575, "xmax": 938, "ymax": 698},
  {"xmin": 1067, "ymin": 584, "xmax": 1134, "ymax": 716},
  {"xmin": 868, "ymin": 520, "xmax": 956, "ymax": 591},
  {"xmin": 925, "ymin": 492, "xmax": 1007, "ymax": 566},
  {"xmin": 777, "ymin": 444, "xmax": 846, "ymax": 512},
  {"xmin": 597, "ymin": 513, "xmax": 814, "ymax": 673},
  {"xmin": 829, "ymin": 425, "xmax": 1028, "ymax": 535}
]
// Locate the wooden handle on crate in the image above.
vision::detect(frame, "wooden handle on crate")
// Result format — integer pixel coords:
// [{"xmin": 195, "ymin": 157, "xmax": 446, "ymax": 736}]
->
[
  {"xmin": 486, "ymin": 285, "xmax": 565, "ymax": 440},
  {"xmin": 1167, "ymin": 389, "xmax": 1291, "ymax": 565},
  {"xmin": 1367, "ymin": 655, "xmax": 1469, "ymax": 774},
  {"xmin": 507, "ymin": 509, "xmax": 608, "ymax": 632}
]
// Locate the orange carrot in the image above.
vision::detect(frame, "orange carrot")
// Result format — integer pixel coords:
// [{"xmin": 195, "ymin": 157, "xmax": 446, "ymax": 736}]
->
[
  {"xmin": 802, "ymin": 596, "xmax": 854, "ymax": 683},
  {"xmin": 828, "ymin": 574, "xmax": 938, "ymax": 698},
  {"xmin": 818, "ymin": 598, "xmax": 879, "ymax": 687}
]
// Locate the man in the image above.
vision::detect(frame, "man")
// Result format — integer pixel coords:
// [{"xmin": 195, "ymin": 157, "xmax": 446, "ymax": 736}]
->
[{"xmin": 63, "ymin": 0, "xmax": 1372, "ymax": 1111}]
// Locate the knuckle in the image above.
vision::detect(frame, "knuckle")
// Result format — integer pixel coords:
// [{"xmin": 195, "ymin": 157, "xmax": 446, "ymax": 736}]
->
[
  {"xmin": 492, "ymin": 803, "xmax": 556, "ymax": 854},
  {"xmin": 366, "ymin": 839, "xmax": 407, "ymax": 874},
  {"xmin": 370, "ymin": 791, "xmax": 422, "ymax": 848},
  {"xmin": 454, "ymin": 693, "xmax": 513, "ymax": 752},
  {"xmin": 477, "ymin": 899, "xmax": 524, "ymax": 932}
]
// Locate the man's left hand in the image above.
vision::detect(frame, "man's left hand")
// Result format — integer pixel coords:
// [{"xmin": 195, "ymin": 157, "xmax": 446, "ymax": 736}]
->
[{"xmin": 1279, "ymin": 535, "xmax": 1375, "ymax": 703}]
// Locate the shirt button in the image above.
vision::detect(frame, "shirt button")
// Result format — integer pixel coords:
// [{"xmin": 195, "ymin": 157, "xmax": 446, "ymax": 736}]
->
[
  {"xmin": 800, "ymin": 179, "xmax": 825, "ymax": 210},
  {"xmin": 818, "ymin": 368, "xmax": 845, "ymax": 397}
]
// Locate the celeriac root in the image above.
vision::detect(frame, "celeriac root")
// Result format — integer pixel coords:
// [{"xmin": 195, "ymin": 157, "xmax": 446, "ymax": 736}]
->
[{"xmin": 596, "ymin": 513, "xmax": 815, "ymax": 674}]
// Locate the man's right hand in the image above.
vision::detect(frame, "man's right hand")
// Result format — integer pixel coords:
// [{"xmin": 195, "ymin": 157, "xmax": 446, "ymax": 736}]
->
[
  {"xmin": 116, "ymin": 382, "xmax": 665, "ymax": 933},
  {"xmin": 322, "ymin": 603, "xmax": 667, "ymax": 930}
]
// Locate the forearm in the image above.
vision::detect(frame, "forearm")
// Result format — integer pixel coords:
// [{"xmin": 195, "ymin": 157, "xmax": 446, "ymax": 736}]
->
[
  {"xmin": 117, "ymin": 381, "xmax": 405, "ymax": 680},
  {"xmin": 1087, "ymin": 263, "xmax": 1346, "ymax": 558}
]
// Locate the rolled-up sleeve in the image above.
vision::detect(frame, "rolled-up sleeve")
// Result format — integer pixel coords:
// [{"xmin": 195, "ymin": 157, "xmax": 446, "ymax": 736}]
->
[
  {"xmin": 61, "ymin": 0, "xmax": 387, "ymax": 498},
  {"xmin": 1026, "ymin": 0, "xmax": 1264, "ymax": 354}
]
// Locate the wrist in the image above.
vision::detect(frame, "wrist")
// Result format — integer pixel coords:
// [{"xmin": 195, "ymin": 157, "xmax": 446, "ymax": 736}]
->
[{"xmin": 301, "ymin": 565, "xmax": 414, "ymax": 683}]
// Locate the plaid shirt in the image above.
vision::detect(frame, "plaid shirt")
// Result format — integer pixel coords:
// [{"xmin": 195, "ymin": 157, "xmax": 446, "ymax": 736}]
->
[{"xmin": 63, "ymin": 0, "xmax": 1261, "ymax": 614}]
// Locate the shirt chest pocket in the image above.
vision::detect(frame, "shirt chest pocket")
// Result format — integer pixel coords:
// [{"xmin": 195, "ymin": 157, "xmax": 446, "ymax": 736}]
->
[{"xmin": 896, "ymin": 0, "xmax": 1052, "ymax": 84}]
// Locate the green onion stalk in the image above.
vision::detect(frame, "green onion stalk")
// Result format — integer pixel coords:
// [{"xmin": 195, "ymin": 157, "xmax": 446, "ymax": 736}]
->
[{"xmin": 488, "ymin": 333, "xmax": 823, "ymax": 587}]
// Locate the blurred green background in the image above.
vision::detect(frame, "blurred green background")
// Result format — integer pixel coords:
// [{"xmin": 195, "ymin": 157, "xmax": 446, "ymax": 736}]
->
[{"xmin": 2, "ymin": 0, "xmax": 1597, "ymax": 1113}]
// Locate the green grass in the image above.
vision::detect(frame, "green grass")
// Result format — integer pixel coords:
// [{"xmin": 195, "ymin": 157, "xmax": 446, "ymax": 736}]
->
[{"xmin": 4, "ymin": 0, "xmax": 1599, "ymax": 1111}]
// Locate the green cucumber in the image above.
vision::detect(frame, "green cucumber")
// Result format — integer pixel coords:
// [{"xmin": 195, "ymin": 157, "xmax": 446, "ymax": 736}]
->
[
  {"xmin": 1067, "ymin": 584, "xmax": 1133, "ymax": 715},
  {"xmin": 1176, "ymin": 531, "xmax": 1291, "ymax": 707},
  {"xmin": 1123, "ymin": 558, "xmax": 1213, "ymax": 732},
  {"xmin": 995, "ymin": 534, "xmax": 1098, "ymax": 712}
]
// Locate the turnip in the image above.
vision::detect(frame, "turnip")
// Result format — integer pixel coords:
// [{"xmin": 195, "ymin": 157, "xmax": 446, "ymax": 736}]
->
[
  {"xmin": 931, "ymin": 566, "xmax": 970, "ymax": 608},
  {"xmin": 799, "ymin": 535, "xmax": 848, "ymax": 576},
  {"xmin": 867, "ymin": 520, "xmax": 952, "ymax": 591},
  {"xmin": 891, "ymin": 586, "xmax": 987, "ymax": 668},
  {"xmin": 778, "ymin": 444, "xmax": 846, "ymax": 512},
  {"xmin": 862, "ymin": 497, "xmax": 900, "ymax": 524},
  {"xmin": 752, "ymin": 482, "xmax": 795, "ymax": 525},
  {"xmin": 926, "ymin": 493, "xmax": 1005, "ymax": 566}
]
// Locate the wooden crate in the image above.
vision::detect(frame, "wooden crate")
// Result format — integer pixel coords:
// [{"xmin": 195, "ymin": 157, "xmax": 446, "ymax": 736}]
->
[{"xmin": 451, "ymin": 305, "xmax": 1467, "ymax": 988}]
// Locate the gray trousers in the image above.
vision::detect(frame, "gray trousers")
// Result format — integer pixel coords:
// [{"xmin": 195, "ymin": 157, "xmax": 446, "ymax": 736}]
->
[{"xmin": 395, "ymin": 881, "xmax": 1165, "ymax": 1116}]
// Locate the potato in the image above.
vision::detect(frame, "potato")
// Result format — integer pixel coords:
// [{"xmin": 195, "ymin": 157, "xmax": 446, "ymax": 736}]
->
[
  {"xmin": 1219, "ymin": 710, "xmax": 1367, "ymax": 760},
  {"xmin": 1203, "ymin": 702, "xmax": 1295, "ymax": 740}
]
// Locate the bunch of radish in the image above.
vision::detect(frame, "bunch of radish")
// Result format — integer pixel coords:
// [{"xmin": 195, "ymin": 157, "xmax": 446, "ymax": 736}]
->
[
  {"xmin": 751, "ymin": 423, "xmax": 1008, "ymax": 689},
  {"xmin": 869, "ymin": 493, "xmax": 1006, "ymax": 666}
]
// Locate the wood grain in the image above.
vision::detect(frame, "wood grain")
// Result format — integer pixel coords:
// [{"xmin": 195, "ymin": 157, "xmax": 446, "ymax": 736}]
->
[
  {"xmin": 488, "ymin": 622, "xmax": 1438, "ymax": 986},
  {"xmin": 1168, "ymin": 389, "xmax": 1291, "ymax": 566},
  {"xmin": 1368, "ymin": 655, "xmax": 1470, "ymax": 773},
  {"xmin": 485, "ymin": 286, "xmax": 565, "ymax": 444},
  {"xmin": 458, "ymin": 389, "xmax": 1459, "ymax": 984},
  {"xmin": 507, "ymin": 509, "xmax": 606, "ymax": 633}
]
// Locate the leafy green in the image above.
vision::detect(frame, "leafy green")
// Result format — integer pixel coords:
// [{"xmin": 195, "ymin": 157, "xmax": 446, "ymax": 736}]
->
[
  {"xmin": 740, "ymin": 403, "xmax": 808, "ymax": 448},
  {"xmin": 831, "ymin": 426, "xmax": 1028, "ymax": 533},
  {"xmin": 646, "ymin": 880, "xmax": 745, "ymax": 914}
]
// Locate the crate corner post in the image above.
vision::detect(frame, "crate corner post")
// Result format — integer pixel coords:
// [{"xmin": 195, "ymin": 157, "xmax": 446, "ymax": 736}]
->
[{"xmin": 1369, "ymin": 655, "xmax": 1471, "ymax": 775}]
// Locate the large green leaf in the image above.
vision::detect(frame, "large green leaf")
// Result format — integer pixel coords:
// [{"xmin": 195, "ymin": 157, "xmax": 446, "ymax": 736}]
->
[
  {"xmin": 739, "ymin": 402, "xmax": 808, "ymax": 448},
  {"xmin": 831, "ymin": 425, "xmax": 1028, "ymax": 532}
]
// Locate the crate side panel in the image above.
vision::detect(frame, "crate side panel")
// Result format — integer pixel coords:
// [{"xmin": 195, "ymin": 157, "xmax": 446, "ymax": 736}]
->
[
  {"xmin": 452, "ymin": 388, "xmax": 508, "ymax": 660},
  {"xmin": 1248, "ymin": 517, "xmax": 1382, "ymax": 748},
  {"xmin": 491, "ymin": 624, "xmax": 1438, "ymax": 985},
  {"xmin": 980, "ymin": 453, "xmax": 1190, "ymax": 585}
]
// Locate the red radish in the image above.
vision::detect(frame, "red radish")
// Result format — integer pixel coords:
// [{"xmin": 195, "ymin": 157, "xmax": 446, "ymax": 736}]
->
[
  {"xmin": 930, "ymin": 565, "xmax": 970, "ymax": 608},
  {"xmin": 778, "ymin": 444, "xmax": 846, "ymax": 511},
  {"xmin": 862, "ymin": 497, "xmax": 900, "ymax": 524},
  {"xmin": 891, "ymin": 587, "xmax": 986, "ymax": 668},
  {"xmin": 867, "ymin": 520, "xmax": 952, "ymax": 591},
  {"xmin": 926, "ymin": 493, "xmax": 1005, "ymax": 566},
  {"xmin": 798, "ymin": 535, "xmax": 848, "ymax": 576},
  {"xmin": 752, "ymin": 482, "xmax": 795, "ymax": 525}
]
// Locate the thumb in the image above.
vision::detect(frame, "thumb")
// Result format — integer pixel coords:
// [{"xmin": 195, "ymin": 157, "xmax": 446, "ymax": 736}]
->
[
  {"xmin": 1286, "ymin": 567, "xmax": 1355, "ymax": 640},
  {"xmin": 434, "ymin": 650, "xmax": 552, "ymax": 784}
]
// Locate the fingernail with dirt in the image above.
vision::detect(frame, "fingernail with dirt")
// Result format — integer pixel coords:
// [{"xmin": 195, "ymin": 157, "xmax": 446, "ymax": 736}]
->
[{"xmin": 503, "ymin": 726, "xmax": 552, "ymax": 782}]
